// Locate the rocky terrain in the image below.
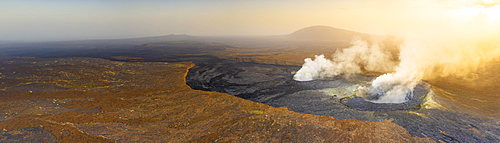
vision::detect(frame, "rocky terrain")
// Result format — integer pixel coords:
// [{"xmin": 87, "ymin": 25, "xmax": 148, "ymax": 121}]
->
[{"xmin": 0, "ymin": 57, "xmax": 434, "ymax": 142}]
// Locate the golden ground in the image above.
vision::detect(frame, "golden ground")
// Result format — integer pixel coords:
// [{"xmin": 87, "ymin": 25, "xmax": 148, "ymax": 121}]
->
[{"xmin": 0, "ymin": 57, "xmax": 433, "ymax": 142}]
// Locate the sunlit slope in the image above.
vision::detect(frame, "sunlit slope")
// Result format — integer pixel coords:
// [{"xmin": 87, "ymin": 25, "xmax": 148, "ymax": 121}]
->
[{"xmin": 428, "ymin": 59, "xmax": 500, "ymax": 118}]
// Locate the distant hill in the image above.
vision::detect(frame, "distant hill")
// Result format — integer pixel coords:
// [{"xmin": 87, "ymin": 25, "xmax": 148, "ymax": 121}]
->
[
  {"xmin": 0, "ymin": 40, "xmax": 18, "ymax": 45},
  {"xmin": 129, "ymin": 40, "xmax": 233, "ymax": 56},
  {"xmin": 115, "ymin": 34, "xmax": 200, "ymax": 43},
  {"xmin": 0, "ymin": 34, "xmax": 200, "ymax": 49},
  {"xmin": 288, "ymin": 26, "xmax": 368, "ymax": 41}
]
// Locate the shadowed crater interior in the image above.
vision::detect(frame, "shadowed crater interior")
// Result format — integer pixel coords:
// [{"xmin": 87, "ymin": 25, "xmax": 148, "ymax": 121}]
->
[{"xmin": 342, "ymin": 82, "xmax": 430, "ymax": 111}]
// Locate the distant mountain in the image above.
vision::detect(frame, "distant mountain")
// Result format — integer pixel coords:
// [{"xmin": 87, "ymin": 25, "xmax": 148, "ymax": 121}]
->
[
  {"xmin": 130, "ymin": 40, "xmax": 233, "ymax": 55},
  {"xmin": 0, "ymin": 40, "xmax": 25, "ymax": 45},
  {"xmin": 288, "ymin": 26, "xmax": 368, "ymax": 41},
  {"xmin": 49, "ymin": 34, "xmax": 201, "ymax": 47},
  {"xmin": 0, "ymin": 34, "xmax": 201, "ymax": 49},
  {"xmin": 115, "ymin": 34, "xmax": 200, "ymax": 43}
]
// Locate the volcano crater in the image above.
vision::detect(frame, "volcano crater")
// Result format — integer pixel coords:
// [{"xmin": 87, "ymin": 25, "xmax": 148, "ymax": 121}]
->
[
  {"xmin": 186, "ymin": 60, "xmax": 431, "ymax": 115},
  {"xmin": 183, "ymin": 59, "xmax": 497, "ymax": 143}
]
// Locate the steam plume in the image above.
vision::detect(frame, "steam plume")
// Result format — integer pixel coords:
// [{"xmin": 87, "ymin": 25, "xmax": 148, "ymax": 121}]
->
[
  {"xmin": 293, "ymin": 38, "xmax": 397, "ymax": 81},
  {"xmin": 294, "ymin": 0, "xmax": 500, "ymax": 103}
]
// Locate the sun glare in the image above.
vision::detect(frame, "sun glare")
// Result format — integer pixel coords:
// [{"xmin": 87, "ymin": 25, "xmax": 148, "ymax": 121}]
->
[
  {"xmin": 484, "ymin": 5, "xmax": 500, "ymax": 22},
  {"xmin": 451, "ymin": 1, "xmax": 500, "ymax": 23}
]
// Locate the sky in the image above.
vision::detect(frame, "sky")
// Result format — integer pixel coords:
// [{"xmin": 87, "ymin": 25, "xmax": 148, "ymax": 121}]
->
[{"xmin": 1, "ymin": 0, "xmax": 499, "ymax": 41}]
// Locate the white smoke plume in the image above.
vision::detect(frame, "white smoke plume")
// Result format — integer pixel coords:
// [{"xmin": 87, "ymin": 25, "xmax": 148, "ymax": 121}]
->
[
  {"xmin": 293, "ymin": 38, "xmax": 397, "ymax": 81},
  {"xmin": 294, "ymin": 0, "xmax": 500, "ymax": 103}
]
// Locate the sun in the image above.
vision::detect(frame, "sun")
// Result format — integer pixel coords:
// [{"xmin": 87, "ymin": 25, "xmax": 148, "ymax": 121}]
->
[
  {"xmin": 451, "ymin": 1, "xmax": 500, "ymax": 23},
  {"xmin": 483, "ymin": 5, "xmax": 500, "ymax": 22}
]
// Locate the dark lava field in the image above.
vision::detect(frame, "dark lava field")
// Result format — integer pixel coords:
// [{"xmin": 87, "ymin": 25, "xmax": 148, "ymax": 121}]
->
[{"xmin": 186, "ymin": 58, "xmax": 500, "ymax": 142}]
